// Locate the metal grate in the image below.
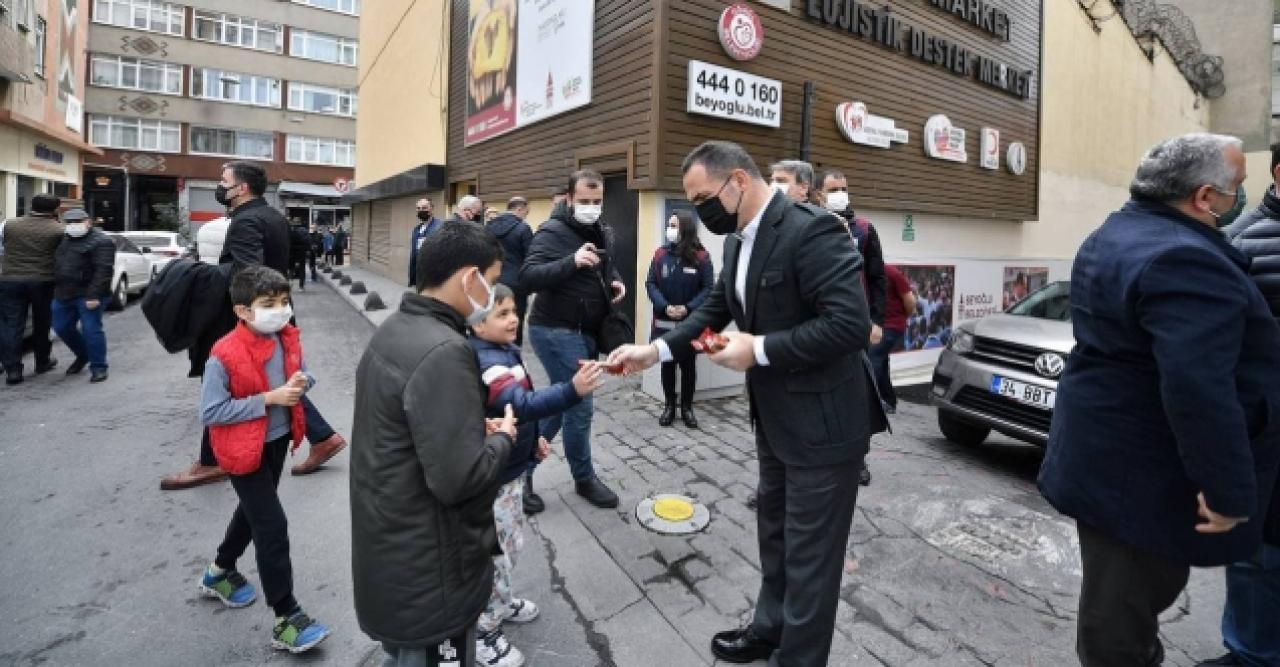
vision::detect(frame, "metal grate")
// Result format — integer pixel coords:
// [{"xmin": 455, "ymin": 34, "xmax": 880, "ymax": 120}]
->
[
  {"xmin": 954, "ymin": 387, "xmax": 1053, "ymax": 434},
  {"xmin": 970, "ymin": 337, "xmax": 1043, "ymax": 374}
]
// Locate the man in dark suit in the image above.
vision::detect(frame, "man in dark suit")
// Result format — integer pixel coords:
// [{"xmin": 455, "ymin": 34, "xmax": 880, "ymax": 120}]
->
[
  {"xmin": 1038, "ymin": 133, "xmax": 1280, "ymax": 666},
  {"xmin": 610, "ymin": 140, "xmax": 879, "ymax": 666},
  {"xmin": 408, "ymin": 198, "xmax": 440, "ymax": 287}
]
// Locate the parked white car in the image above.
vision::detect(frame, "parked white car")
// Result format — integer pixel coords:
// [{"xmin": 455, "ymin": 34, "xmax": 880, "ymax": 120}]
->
[
  {"xmin": 104, "ymin": 233, "xmax": 154, "ymax": 310},
  {"xmin": 117, "ymin": 231, "xmax": 189, "ymax": 275}
]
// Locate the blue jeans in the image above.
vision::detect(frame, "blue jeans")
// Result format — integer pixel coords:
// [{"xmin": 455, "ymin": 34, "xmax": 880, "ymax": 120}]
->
[
  {"xmin": 528, "ymin": 325, "xmax": 596, "ymax": 482},
  {"xmin": 0, "ymin": 280, "xmax": 55, "ymax": 371},
  {"xmin": 1222, "ymin": 543, "xmax": 1280, "ymax": 666},
  {"xmin": 51, "ymin": 296, "xmax": 110, "ymax": 371},
  {"xmin": 867, "ymin": 328, "xmax": 904, "ymax": 407}
]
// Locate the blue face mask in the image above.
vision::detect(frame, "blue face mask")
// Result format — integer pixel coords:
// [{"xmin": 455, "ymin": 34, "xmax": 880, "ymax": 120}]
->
[{"xmin": 1210, "ymin": 185, "xmax": 1247, "ymax": 227}]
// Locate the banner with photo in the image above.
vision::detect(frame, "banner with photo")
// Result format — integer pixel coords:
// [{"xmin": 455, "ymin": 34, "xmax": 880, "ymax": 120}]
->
[{"xmin": 464, "ymin": 0, "xmax": 594, "ymax": 146}]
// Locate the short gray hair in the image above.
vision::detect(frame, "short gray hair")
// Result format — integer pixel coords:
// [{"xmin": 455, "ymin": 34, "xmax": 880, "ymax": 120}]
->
[
  {"xmin": 457, "ymin": 195, "xmax": 482, "ymax": 213},
  {"xmin": 1129, "ymin": 133, "xmax": 1243, "ymax": 203},
  {"xmin": 682, "ymin": 141, "xmax": 762, "ymax": 180},
  {"xmin": 770, "ymin": 160, "xmax": 814, "ymax": 187}
]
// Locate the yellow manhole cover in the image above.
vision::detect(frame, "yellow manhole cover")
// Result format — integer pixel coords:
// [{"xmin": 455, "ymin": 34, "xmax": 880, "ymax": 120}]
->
[
  {"xmin": 636, "ymin": 494, "xmax": 710, "ymax": 535},
  {"xmin": 653, "ymin": 497, "xmax": 695, "ymax": 522}
]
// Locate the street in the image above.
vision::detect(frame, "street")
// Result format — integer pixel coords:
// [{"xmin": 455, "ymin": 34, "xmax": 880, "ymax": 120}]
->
[{"xmin": 0, "ymin": 276, "xmax": 1230, "ymax": 666}]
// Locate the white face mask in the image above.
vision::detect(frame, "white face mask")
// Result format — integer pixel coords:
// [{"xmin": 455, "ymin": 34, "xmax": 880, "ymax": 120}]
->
[
  {"xmin": 249, "ymin": 305, "xmax": 292, "ymax": 334},
  {"xmin": 824, "ymin": 191, "xmax": 850, "ymax": 212},
  {"xmin": 770, "ymin": 182, "xmax": 790, "ymax": 197},
  {"xmin": 65, "ymin": 223, "xmax": 89, "ymax": 238},
  {"xmin": 465, "ymin": 270, "xmax": 496, "ymax": 327},
  {"xmin": 665, "ymin": 227, "xmax": 680, "ymax": 244},
  {"xmin": 574, "ymin": 204, "xmax": 602, "ymax": 225}
]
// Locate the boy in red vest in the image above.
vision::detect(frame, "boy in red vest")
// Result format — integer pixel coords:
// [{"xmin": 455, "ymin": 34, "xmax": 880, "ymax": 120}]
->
[{"xmin": 195, "ymin": 266, "xmax": 331, "ymax": 654}]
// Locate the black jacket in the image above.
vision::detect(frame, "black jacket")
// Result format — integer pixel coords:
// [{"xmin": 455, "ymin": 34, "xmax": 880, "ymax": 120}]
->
[
  {"xmin": 520, "ymin": 211, "xmax": 622, "ymax": 334},
  {"xmin": 142, "ymin": 259, "xmax": 230, "ymax": 355},
  {"xmin": 350, "ymin": 294, "xmax": 515, "ymax": 648},
  {"xmin": 288, "ymin": 225, "xmax": 311, "ymax": 265},
  {"xmin": 53, "ymin": 228, "xmax": 115, "ymax": 301},
  {"xmin": 834, "ymin": 208, "xmax": 887, "ymax": 326},
  {"xmin": 487, "ymin": 213, "xmax": 533, "ymax": 294},
  {"xmin": 219, "ymin": 198, "xmax": 291, "ymax": 278},
  {"xmin": 662, "ymin": 193, "xmax": 884, "ymax": 467},
  {"xmin": 1224, "ymin": 185, "xmax": 1280, "ymax": 547}
]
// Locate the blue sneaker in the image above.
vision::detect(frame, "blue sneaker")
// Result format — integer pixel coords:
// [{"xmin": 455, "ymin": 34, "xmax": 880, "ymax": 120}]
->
[
  {"xmin": 272, "ymin": 610, "xmax": 330, "ymax": 654},
  {"xmin": 198, "ymin": 566, "xmax": 257, "ymax": 608}
]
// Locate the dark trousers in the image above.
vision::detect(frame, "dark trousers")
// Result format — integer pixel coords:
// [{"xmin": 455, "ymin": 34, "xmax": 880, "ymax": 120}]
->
[
  {"xmin": 292, "ymin": 260, "xmax": 307, "ymax": 289},
  {"xmin": 0, "ymin": 280, "xmax": 55, "ymax": 372},
  {"xmin": 333, "ymin": 247, "xmax": 344, "ymax": 266},
  {"xmin": 308, "ymin": 253, "xmax": 318, "ymax": 280},
  {"xmin": 751, "ymin": 431, "xmax": 861, "ymax": 666},
  {"xmin": 1222, "ymin": 544, "xmax": 1280, "ymax": 665},
  {"xmin": 380, "ymin": 628, "xmax": 476, "ymax": 667},
  {"xmin": 660, "ymin": 357, "xmax": 697, "ymax": 406},
  {"xmin": 1076, "ymin": 521, "xmax": 1190, "ymax": 667},
  {"xmin": 200, "ymin": 395, "xmax": 334, "ymax": 467},
  {"xmin": 867, "ymin": 328, "xmax": 903, "ymax": 408},
  {"xmin": 215, "ymin": 435, "xmax": 298, "ymax": 616},
  {"xmin": 513, "ymin": 292, "xmax": 528, "ymax": 347}
]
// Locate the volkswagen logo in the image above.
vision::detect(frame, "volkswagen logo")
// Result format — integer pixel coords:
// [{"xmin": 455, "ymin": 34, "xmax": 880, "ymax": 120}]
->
[{"xmin": 1035, "ymin": 353, "xmax": 1065, "ymax": 379}]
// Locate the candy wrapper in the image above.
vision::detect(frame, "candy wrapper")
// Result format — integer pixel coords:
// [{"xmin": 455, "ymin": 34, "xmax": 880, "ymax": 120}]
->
[
  {"xmin": 577, "ymin": 359, "xmax": 626, "ymax": 375},
  {"xmin": 690, "ymin": 328, "xmax": 729, "ymax": 354}
]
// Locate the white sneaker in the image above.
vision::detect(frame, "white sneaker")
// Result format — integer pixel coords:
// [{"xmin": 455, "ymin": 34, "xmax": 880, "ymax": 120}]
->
[
  {"xmin": 475, "ymin": 628, "xmax": 525, "ymax": 667},
  {"xmin": 505, "ymin": 599, "xmax": 540, "ymax": 624}
]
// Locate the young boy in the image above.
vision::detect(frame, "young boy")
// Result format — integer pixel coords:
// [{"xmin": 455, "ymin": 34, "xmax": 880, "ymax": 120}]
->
[
  {"xmin": 195, "ymin": 265, "xmax": 331, "ymax": 654},
  {"xmin": 469, "ymin": 283, "xmax": 604, "ymax": 667}
]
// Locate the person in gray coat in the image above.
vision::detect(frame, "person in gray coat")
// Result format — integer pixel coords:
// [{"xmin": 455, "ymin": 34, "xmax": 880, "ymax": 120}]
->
[{"xmin": 350, "ymin": 222, "xmax": 516, "ymax": 667}]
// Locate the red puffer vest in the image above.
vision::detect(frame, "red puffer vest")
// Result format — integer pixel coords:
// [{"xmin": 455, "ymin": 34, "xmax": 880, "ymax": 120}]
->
[{"xmin": 208, "ymin": 322, "xmax": 306, "ymax": 474}]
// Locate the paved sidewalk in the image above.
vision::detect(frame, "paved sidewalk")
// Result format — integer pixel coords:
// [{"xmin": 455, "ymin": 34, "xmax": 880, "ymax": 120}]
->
[{"xmin": 322, "ymin": 263, "xmax": 1227, "ymax": 667}]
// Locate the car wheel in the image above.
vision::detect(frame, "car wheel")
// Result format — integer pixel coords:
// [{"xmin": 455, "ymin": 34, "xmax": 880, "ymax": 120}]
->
[
  {"xmin": 938, "ymin": 410, "xmax": 990, "ymax": 447},
  {"xmin": 110, "ymin": 276, "xmax": 128, "ymax": 311}
]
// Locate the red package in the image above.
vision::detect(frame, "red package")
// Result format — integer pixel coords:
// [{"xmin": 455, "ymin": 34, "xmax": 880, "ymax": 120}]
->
[
  {"xmin": 691, "ymin": 327, "xmax": 729, "ymax": 354},
  {"xmin": 577, "ymin": 359, "xmax": 626, "ymax": 375}
]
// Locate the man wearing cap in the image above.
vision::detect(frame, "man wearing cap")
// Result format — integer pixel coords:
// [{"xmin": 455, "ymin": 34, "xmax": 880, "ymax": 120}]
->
[
  {"xmin": 0, "ymin": 193, "xmax": 65, "ymax": 385},
  {"xmin": 51, "ymin": 210, "xmax": 116, "ymax": 383}
]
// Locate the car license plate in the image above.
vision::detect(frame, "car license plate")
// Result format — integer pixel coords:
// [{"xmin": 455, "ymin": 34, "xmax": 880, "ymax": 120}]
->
[{"xmin": 990, "ymin": 376, "xmax": 1055, "ymax": 410}]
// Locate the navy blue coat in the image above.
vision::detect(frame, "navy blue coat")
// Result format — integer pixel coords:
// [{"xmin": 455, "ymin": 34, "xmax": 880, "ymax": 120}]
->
[
  {"xmin": 645, "ymin": 244, "xmax": 713, "ymax": 340},
  {"xmin": 487, "ymin": 213, "xmax": 533, "ymax": 294},
  {"xmin": 1039, "ymin": 199, "xmax": 1280, "ymax": 566},
  {"xmin": 408, "ymin": 217, "xmax": 442, "ymax": 287},
  {"xmin": 470, "ymin": 337, "xmax": 582, "ymax": 485}
]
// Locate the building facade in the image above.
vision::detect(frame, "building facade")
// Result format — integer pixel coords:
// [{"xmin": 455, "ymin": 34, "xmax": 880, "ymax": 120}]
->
[
  {"xmin": 349, "ymin": 0, "xmax": 1267, "ymax": 390},
  {"xmin": 0, "ymin": 0, "xmax": 97, "ymax": 219},
  {"xmin": 80, "ymin": 0, "xmax": 359, "ymax": 233}
]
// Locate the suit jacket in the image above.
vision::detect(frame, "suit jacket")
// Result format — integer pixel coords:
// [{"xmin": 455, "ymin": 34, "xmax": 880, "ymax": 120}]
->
[
  {"xmin": 1039, "ymin": 199, "xmax": 1280, "ymax": 566},
  {"xmin": 218, "ymin": 198, "xmax": 290, "ymax": 279},
  {"xmin": 662, "ymin": 193, "xmax": 882, "ymax": 467},
  {"xmin": 408, "ymin": 218, "xmax": 440, "ymax": 287}
]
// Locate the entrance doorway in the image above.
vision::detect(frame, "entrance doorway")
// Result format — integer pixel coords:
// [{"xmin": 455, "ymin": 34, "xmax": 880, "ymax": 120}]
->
[
  {"xmin": 131, "ymin": 175, "xmax": 179, "ymax": 232},
  {"xmin": 602, "ymin": 174, "xmax": 639, "ymax": 327}
]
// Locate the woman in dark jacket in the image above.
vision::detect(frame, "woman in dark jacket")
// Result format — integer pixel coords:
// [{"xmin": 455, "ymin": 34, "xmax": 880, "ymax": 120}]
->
[{"xmin": 644, "ymin": 210, "xmax": 713, "ymax": 428}]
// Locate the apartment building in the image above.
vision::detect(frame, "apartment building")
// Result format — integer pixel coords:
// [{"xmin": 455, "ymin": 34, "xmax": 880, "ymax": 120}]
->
[
  {"xmin": 80, "ymin": 0, "xmax": 358, "ymax": 232},
  {"xmin": 0, "ymin": 0, "xmax": 96, "ymax": 219}
]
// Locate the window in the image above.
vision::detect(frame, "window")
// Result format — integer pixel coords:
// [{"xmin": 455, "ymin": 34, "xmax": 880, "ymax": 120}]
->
[
  {"xmin": 189, "ymin": 126, "xmax": 274, "ymax": 159},
  {"xmin": 193, "ymin": 10, "xmax": 282, "ymax": 53},
  {"xmin": 92, "ymin": 0, "xmax": 184, "ymax": 36},
  {"xmin": 33, "ymin": 17, "xmax": 45, "ymax": 77},
  {"xmin": 88, "ymin": 114, "xmax": 181, "ymax": 152},
  {"xmin": 288, "ymin": 82, "xmax": 356, "ymax": 116},
  {"xmin": 90, "ymin": 54, "xmax": 182, "ymax": 94},
  {"xmin": 286, "ymin": 135, "xmax": 355, "ymax": 167},
  {"xmin": 192, "ymin": 67, "xmax": 281, "ymax": 108},
  {"xmin": 290, "ymin": 29, "xmax": 357, "ymax": 66},
  {"xmin": 291, "ymin": 0, "xmax": 359, "ymax": 16}
]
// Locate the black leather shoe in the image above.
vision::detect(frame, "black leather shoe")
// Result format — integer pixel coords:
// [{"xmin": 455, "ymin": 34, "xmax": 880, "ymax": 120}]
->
[
  {"xmin": 35, "ymin": 358, "xmax": 57, "ymax": 374},
  {"xmin": 859, "ymin": 465, "xmax": 872, "ymax": 486},
  {"xmin": 89, "ymin": 369, "xmax": 109, "ymax": 383},
  {"xmin": 659, "ymin": 402, "xmax": 676, "ymax": 427},
  {"xmin": 574, "ymin": 476, "xmax": 619, "ymax": 509},
  {"xmin": 66, "ymin": 358, "xmax": 88, "ymax": 375},
  {"xmin": 711, "ymin": 627, "xmax": 775, "ymax": 663},
  {"xmin": 681, "ymin": 404, "xmax": 699, "ymax": 429},
  {"xmin": 746, "ymin": 493, "xmax": 758, "ymax": 511},
  {"xmin": 5, "ymin": 368, "xmax": 22, "ymax": 385},
  {"xmin": 523, "ymin": 475, "xmax": 545, "ymax": 515}
]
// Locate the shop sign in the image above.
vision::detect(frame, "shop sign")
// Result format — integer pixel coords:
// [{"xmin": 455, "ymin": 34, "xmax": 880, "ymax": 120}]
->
[
  {"xmin": 464, "ymin": 0, "xmax": 595, "ymax": 146},
  {"xmin": 1006, "ymin": 142, "xmax": 1027, "ymax": 175},
  {"xmin": 719, "ymin": 4, "xmax": 765, "ymax": 61},
  {"xmin": 65, "ymin": 95, "xmax": 83, "ymax": 133},
  {"xmin": 979, "ymin": 127, "xmax": 999, "ymax": 170},
  {"xmin": 333, "ymin": 177, "xmax": 350, "ymax": 194},
  {"xmin": 686, "ymin": 60, "xmax": 781, "ymax": 128},
  {"xmin": 923, "ymin": 115, "xmax": 966, "ymax": 163},
  {"xmin": 835, "ymin": 102, "xmax": 908, "ymax": 149},
  {"xmin": 902, "ymin": 214, "xmax": 915, "ymax": 242},
  {"xmin": 34, "ymin": 143, "xmax": 65, "ymax": 164}
]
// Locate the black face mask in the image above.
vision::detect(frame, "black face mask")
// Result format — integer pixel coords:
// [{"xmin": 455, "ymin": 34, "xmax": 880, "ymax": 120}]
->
[
  {"xmin": 416, "ymin": 210, "xmax": 432, "ymax": 222},
  {"xmin": 695, "ymin": 177, "xmax": 743, "ymax": 235},
  {"xmin": 214, "ymin": 184, "xmax": 235, "ymax": 206}
]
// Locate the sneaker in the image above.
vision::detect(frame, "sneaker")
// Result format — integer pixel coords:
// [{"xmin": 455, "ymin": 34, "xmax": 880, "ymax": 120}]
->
[
  {"xmin": 197, "ymin": 566, "xmax": 257, "ymax": 608},
  {"xmin": 272, "ymin": 610, "xmax": 331, "ymax": 654},
  {"xmin": 475, "ymin": 627, "xmax": 525, "ymax": 667},
  {"xmin": 859, "ymin": 466, "xmax": 872, "ymax": 486},
  {"xmin": 504, "ymin": 599, "xmax": 540, "ymax": 624}
]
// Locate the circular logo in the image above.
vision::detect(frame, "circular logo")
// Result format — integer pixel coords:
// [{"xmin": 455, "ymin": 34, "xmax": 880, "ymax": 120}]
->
[
  {"xmin": 719, "ymin": 4, "xmax": 764, "ymax": 61},
  {"xmin": 1034, "ymin": 352, "xmax": 1065, "ymax": 379},
  {"xmin": 333, "ymin": 177, "xmax": 349, "ymax": 194},
  {"xmin": 1007, "ymin": 142, "xmax": 1027, "ymax": 176}
]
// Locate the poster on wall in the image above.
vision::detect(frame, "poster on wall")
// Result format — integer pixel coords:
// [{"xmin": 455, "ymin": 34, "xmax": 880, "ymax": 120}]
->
[
  {"xmin": 898, "ymin": 265, "xmax": 955, "ymax": 352},
  {"xmin": 980, "ymin": 127, "xmax": 1000, "ymax": 170},
  {"xmin": 465, "ymin": 0, "xmax": 595, "ymax": 146},
  {"xmin": 923, "ymin": 115, "xmax": 967, "ymax": 163},
  {"xmin": 1002, "ymin": 266, "xmax": 1050, "ymax": 309}
]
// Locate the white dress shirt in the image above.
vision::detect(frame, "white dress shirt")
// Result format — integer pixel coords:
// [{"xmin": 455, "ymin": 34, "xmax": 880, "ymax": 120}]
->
[{"xmin": 655, "ymin": 193, "xmax": 775, "ymax": 366}]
